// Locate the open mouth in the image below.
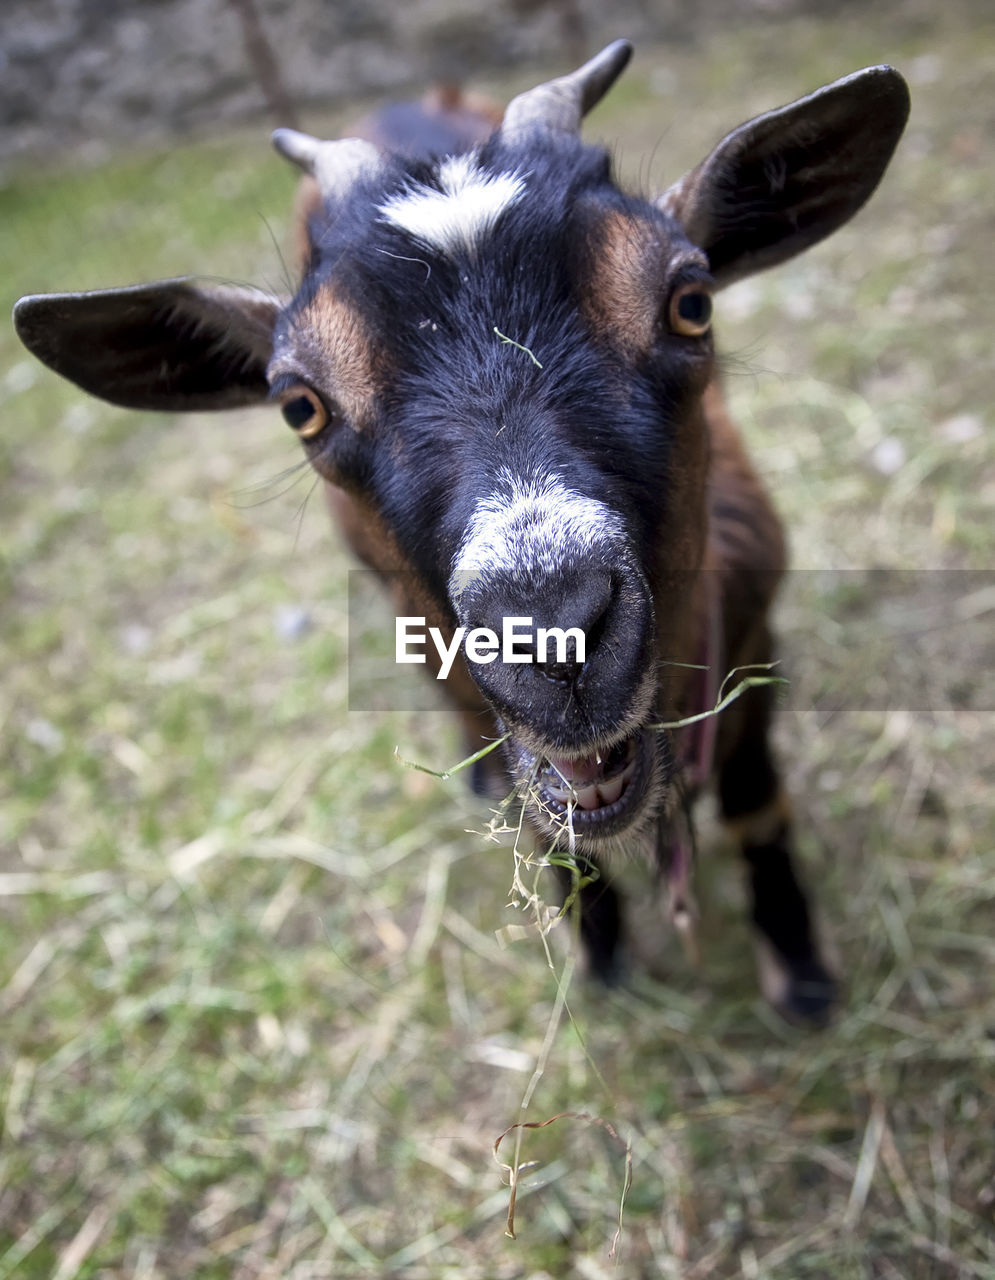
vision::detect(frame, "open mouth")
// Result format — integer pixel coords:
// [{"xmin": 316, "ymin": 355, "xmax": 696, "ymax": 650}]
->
[{"xmin": 512, "ymin": 728, "xmax": 655, "ymax": 837}]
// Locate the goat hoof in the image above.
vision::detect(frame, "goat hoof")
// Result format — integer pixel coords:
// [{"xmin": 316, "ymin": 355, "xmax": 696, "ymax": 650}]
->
[
  {"xmin": 585, "ymin": 947, "xmax": 628, "ymax": 989},
  {"xmin": 778, "ymin": 961, "xmax": 838, "ymax": 1027},
  {"xmin": 755, "ymin": 937, "xmax": 838, "ymax": 1027}
]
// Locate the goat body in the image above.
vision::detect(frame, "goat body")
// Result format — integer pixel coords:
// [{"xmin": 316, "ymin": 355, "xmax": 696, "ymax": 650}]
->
[{"xmin": 13, "ymin": 43, "xmax": 910, "ymax": 1023}]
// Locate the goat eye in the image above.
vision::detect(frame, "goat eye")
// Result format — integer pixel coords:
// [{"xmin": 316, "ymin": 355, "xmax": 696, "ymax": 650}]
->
[
  {"xmin": 279, "ymin": 385, "xmax": 329, "ymax": 439},
  {"xmin": 668, "ymin": 284, "xmax": 713, "ymax": 337}
]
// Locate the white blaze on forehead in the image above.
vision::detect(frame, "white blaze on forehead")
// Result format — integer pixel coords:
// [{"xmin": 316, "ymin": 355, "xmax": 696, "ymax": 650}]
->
[
  {"xmin": 378, "ymin": 154, "xmax": 527, "ymax": 255},
  {"xmin": 450, "ymin": 469, "xmax": 626, "ymax": 606}
]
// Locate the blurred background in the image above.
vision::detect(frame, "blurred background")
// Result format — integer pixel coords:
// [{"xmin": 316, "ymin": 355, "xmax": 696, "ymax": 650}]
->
[
  {"xmin": 1, "ymin": 1, "xmax": 993, "ymax": 1277},
  {"xmin": 0, "ymin": 0, "xmax": 978, "ymax": 171}
]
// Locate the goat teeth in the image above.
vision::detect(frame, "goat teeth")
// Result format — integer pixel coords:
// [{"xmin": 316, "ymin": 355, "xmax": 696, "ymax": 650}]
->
[
  {"xmin": 537, "ymin": 730, "xmax": 644, "ymax": 815},
  {"xmin": 597, "ymin": 775, "xmax": 625, "ymax": 807},
  {"xmin": 574, "ymin": 784, "xmax": 602, "ymax": 811}
]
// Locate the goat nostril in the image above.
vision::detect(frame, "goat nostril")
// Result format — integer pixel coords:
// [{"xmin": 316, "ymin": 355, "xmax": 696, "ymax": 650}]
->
[
  {"xmin": 535, "ymin": 574, "xmax": 614, "ymax": 683},
  {"xmin": 539, "ymin": 659, "xmax": 580, "ymax": 685},
  {"xmin": 582, "ymin": 590, "xmax": 612, "ymax": 659},
  {"xmin": 537, "ymin": 633, "xmax": 584, "ymax": 685}
]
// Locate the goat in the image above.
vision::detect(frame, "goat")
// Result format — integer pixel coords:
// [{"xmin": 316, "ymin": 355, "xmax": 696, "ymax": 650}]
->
[{"xmin": 13, "ymin": 42, "xmax": 909, "ymax": 1023}]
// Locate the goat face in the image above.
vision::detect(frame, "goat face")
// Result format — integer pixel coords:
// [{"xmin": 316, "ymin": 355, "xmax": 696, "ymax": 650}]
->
[
  {"xmin": 12, "ymin": 43, "xmax": 909, "ymax": 859},
  {"xmin": 271, "ymin": 134, "xmax": 717, "ymax": 843}
]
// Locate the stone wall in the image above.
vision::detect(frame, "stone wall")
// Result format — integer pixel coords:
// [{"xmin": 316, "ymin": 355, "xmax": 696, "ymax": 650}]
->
[
  {"xmin": 0, "ymin": 0, "xmax": 648, "ymax": 172},
  {"xmin": 0, "ymin": 0, "xmax": 860, "ymax": 175}
]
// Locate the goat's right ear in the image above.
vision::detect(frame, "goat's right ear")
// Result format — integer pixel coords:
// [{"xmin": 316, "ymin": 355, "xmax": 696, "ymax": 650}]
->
[
  {"xmin": 660, "ymin": 66, "xmax": 910, "ymax": 288},
  {"xmin": 12, "ymin": 280, "xmax": 284, "ymax": 412}
]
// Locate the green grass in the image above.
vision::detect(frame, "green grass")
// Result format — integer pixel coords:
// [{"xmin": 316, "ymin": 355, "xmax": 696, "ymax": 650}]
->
[{"xmin": 2, "ymin": 5, "xmax": 994, "ymax": 1277}]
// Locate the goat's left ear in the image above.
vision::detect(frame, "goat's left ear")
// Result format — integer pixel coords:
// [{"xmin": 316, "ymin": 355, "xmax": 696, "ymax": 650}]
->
[
  {"xmin": 660, "ymin": 66, "xmax": 910, "ymax": 288},
  {"xmin": 13, "ymin": 280, "xmax": 283, "ymax": 412}
]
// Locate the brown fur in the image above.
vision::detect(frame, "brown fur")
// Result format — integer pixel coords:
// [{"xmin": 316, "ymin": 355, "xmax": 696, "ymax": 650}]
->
[
  {"xmin": 580, "ymin": 209, "xmax": 712, "ymax": 364},
  {"xmin": 327, "ymin": 486, "xmax": 491, "ymax": 732},
  {"xmin": 293, "ymin": 286, "xmax": 384, "ymax": 430},
  {"xmin": 580, "ymin": 210, "xmax": 666, "ymax": 358}
]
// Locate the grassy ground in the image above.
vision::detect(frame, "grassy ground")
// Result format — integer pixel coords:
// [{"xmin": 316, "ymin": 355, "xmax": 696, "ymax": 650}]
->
[{"xmin": 1, "ymin": 5, "xmax": 994, "ymax": 1277}]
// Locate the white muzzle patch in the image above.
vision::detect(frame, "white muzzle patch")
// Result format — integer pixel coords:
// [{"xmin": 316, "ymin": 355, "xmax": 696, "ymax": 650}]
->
[{"xmin": 449, "ymin": 468, "xmax": 626, "ymax": 609}]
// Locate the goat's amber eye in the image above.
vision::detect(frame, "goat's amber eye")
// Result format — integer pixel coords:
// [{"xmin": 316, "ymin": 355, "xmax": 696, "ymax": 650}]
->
[
  {"xmin": 280, "ymin": 385, "xmax": 328, "ymax": 439},
  {"xmin": 668, "ymin": 284, "xmax": 713, "ymax": 337}
]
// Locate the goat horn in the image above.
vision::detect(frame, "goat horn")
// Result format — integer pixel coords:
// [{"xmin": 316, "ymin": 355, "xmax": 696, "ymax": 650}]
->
[
  {"xmin": 501, "ymin": 39, "xmax": 633, "ymax": 140},
  {"xmin": 272, "ymin": 129, "xmax": 382, "ymax": 200}
]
